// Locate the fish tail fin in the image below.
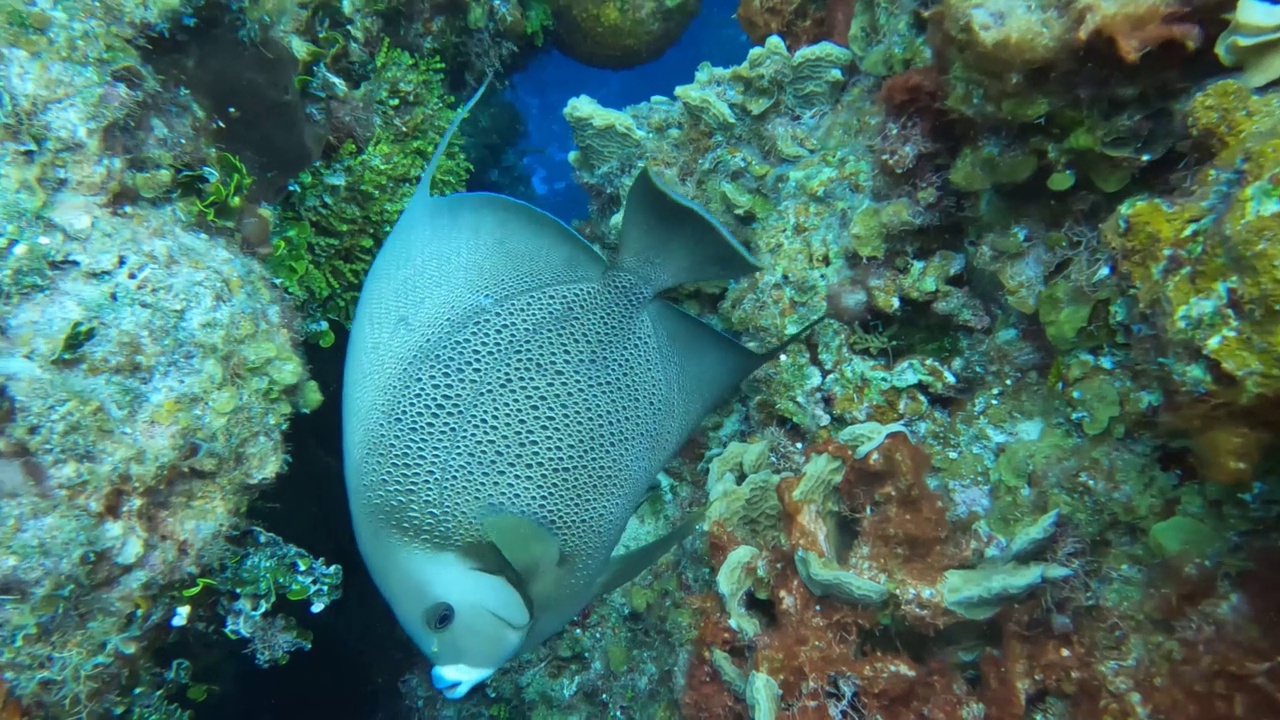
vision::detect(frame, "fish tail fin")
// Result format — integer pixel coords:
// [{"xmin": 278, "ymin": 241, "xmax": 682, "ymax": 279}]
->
[
  {"xmin": 616, "ymin": 167, "xmax": 762, "ymax": 293},
  {"xmin": 417, "ymin": 72, "xmax": 493, "ymax": 197}
]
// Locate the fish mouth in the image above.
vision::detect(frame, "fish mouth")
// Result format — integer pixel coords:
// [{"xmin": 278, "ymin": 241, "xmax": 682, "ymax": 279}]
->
[
  {"xmin": 431, "ymin": 664, "xmax": 494, "ymax": 700},
  {"xmin": 434, "ymin": 679, "xmax": 465, "ymax": 700}
]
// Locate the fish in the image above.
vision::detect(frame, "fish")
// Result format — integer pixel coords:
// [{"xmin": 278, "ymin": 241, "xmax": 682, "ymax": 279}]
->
[{"xmin": 341, "ymin": 78, "xmax": 811, "ymax": 699}]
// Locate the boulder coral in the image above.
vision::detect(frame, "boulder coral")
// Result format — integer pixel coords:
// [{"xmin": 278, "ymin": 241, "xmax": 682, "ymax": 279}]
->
[{"xmin": 551, "ymin": 0, "xmax": 701, "ymax": 69}]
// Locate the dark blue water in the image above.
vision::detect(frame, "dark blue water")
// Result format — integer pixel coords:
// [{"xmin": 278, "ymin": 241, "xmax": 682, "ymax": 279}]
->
[{"xmin": 506, "ymin": 0, "xmax": 751, "ymax": 222}]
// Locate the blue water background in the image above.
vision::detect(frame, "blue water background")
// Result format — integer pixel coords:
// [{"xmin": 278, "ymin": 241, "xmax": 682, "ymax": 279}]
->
[{"xmin": 506, "ymin": 0, "xmax": 751, "ymax": 222}]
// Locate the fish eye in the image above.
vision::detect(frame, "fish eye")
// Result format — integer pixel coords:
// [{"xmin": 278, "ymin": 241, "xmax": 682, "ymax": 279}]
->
[{"xmin": 426, "ymin": 602, "xmax": 454, "ymax": 631}]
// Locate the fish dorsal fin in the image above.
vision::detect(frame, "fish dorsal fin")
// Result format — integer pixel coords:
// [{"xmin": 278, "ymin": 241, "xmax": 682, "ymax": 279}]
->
[
  {"xmin": 446, "ymin": 194, "xmax": 607, "ymax": 270},
  {"xmin": 596, "ymin": 510, "xmax": 705, "ymax": 597},
  {"xmin": 352, "ymin": 192, "xmax": 608, "ymax": 383},
  {"xmin": 417, "ymin": 72, "xmax": 492, "ymax": 197},
  {"xmin": 617, "ymin": 167, "xmax": 762, "ymax": 292}
]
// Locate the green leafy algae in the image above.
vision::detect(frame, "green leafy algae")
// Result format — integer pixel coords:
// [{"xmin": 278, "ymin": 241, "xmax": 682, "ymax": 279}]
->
[{"xmin": 268, "ymin": 40, "xmax": 472, "ymax": 331}]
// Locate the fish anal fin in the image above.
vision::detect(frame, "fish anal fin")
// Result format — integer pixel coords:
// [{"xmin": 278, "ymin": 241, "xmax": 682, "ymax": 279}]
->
[
  {"xmin": 618, "ymin": 167, "xmax": 761, "ymax": 292},
  {"xmin": 596, "ymin": 511, "xmax": 704, "ymax": 597}
]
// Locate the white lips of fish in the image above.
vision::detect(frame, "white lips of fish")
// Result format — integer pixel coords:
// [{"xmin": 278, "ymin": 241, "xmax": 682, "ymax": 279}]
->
[{"xmin": 431, "ymin": 664, "xmax": 494, "ymax": 699}]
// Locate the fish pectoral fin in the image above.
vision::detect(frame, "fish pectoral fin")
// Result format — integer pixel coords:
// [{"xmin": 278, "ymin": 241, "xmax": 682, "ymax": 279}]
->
[
  {"xmin": 617, "ymin": 167, "xmax": 761, "ymax": 291},
  {"xmin": 482, "ymin": 515, "xmax": 563, "ymax": 584},
  {"xmin": 595, "ymin": 510, "xmax": 705, "ymax": 597}
]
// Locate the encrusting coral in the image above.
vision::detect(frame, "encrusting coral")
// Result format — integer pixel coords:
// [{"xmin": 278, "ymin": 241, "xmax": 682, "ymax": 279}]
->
[
  {"xmin": 1215, "ymin": 0, "xmax": 1280, "ymax": 87},
  {"xmin": 1104, "ymin": 79, "xmax": 1280, "ymax": 403}
]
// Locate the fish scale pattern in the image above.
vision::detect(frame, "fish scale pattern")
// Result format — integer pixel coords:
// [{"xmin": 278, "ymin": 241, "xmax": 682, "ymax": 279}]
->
[{"xmin": 346, "ymin": 193, "xmax": 694, "ymax": 598}]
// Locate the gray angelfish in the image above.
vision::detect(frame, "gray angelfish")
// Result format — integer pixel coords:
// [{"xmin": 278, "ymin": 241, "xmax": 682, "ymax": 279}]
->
[{"xmin": 342, "ymin": 79, "xmax": 810, "ymax": 699}]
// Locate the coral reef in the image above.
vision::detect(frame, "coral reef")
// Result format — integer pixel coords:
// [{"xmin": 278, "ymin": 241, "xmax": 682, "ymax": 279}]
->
[
  {"xmin": 1103, "ymin": 79, "xmax": 1280, "ymax": 402},
  {"xmin": 938, "ymin": 0, "xmax": 1209, "ymax": 73},
  {"xmin": 845, "ymin": 0, "xmax": 932, "ymax": 76},
  {"xmin": 1, "ymin": 0, "xmax": 537, "ymax": 714},
  {"xmin": 1215, "ymin": 0, "xmax": 1280, "ymax": 88},
  {"xmin": 423, "ymin": 0, "xmax": 556, "ymax": 81},
  {"xmin": 562, "ymin": 36, "xmax": 982, "ymax": 435},
  {"xmin": 736, "ymin": 0, "xmax": 854, "ymax": 51},
  {"xmin": 178, "ymin": 528, "xmax": 343, "ymax": 668},
  {"xmin": 138, "ymin": 2, "xmax": 479, "ymax": 344},
  {"xmin": 676, "ymin": 426, "xmax": 1275, "ymax": 718},
  {"xmin": 683, "ymin": 433, "xmax": 1067, "ymax": 718},
  {"xmin": 549, "ymin": 17, "xmax": 1280, "ymax": 720},
  {"xmin": 0, "ymin": 1, "xmax": 346, "ymax": 716},
  {"xmin": 565, "ymin": 36, "xmax": 858, "ymax": 346},
  {"xmin": 5, "ymin": 0, "xmax": 1279, "ymax": 716},
  {"xmin": 0, "ymin": 158, "xmax": 323, "ymax": 716}
]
